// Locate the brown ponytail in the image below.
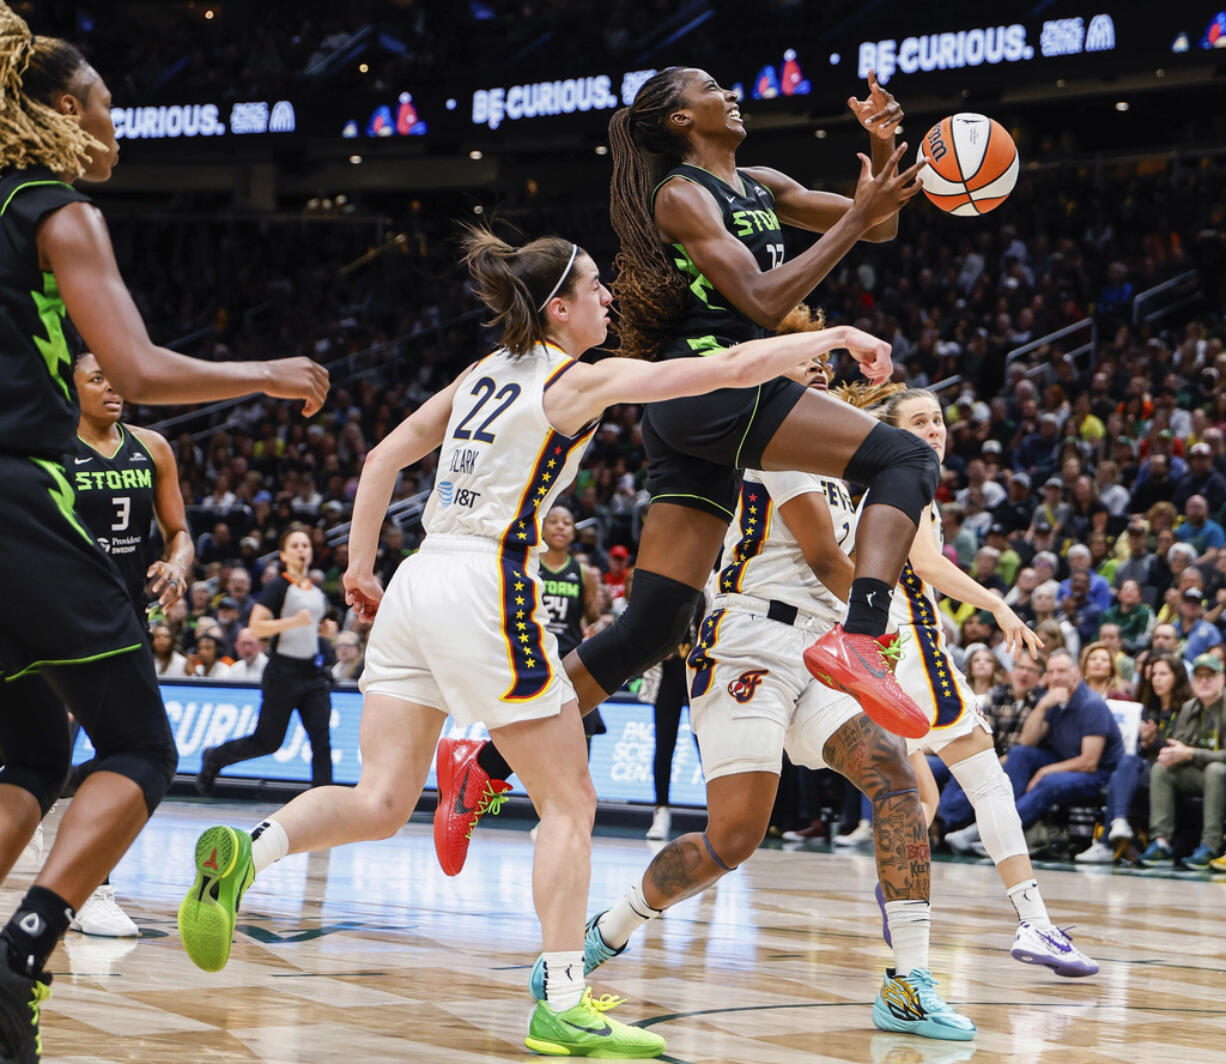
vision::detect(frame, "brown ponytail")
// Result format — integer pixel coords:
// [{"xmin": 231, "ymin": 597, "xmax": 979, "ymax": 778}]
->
[
  {"xmin": 0, "ymin": 4, "xmax": 104, "ymax": 177},
  {"xmin": 460, "ymin": 225, "xmax": 584, "ymax": 358},
  {"xmin": 608, "ymin": 67, "xmax": 692, "ymax": 361}
]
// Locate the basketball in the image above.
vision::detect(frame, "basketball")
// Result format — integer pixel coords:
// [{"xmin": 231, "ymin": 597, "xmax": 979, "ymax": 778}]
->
[{"xmin": 916, "ymin": 113, "xmax": 1019, "ymax": 216}]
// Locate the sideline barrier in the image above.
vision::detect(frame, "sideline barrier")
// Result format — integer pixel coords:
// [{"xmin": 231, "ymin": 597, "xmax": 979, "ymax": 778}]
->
[{"xmin": 71, "ymin": 680, "xmax": 707, "ymax": 807}]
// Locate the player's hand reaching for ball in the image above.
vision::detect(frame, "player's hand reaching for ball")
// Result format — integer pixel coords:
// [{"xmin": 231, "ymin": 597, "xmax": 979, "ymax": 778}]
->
[
  {"xmin": 851, "ymin": 145, "xmax": 926, "ymax": 230},
  {"xmin": 848, "ymin": 70, "xmax": 903, "ymax": 141},
  {"xmin": 263, "ymin": 357, "xmax": 331, "ymax": 417},
  {"xmin": 839, "ymin": 326, "xmax": 893, "ymax": 382},
  {"xmin": 344, "ymin": 569, "xmax": 384, "ymax": 622}
]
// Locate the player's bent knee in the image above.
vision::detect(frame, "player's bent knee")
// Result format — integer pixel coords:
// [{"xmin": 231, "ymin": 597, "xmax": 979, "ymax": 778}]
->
[
  {"xmin": 95, "ymin": 740, "xmax": 179, "ymax": 815},
  {"xmin": 576, "ymin": 570, "xmax": 705, "ymax": 694},
  {"xmin": 707, "ymin": 820, "xmax": 765, "ymax": 868},
  {"xmin": 845, "ymin": 422, "xmax": 941, "ymax": 525},
  {"xmin": 0, "ymin": 762, "xmax": 69, "ymax": 818}
]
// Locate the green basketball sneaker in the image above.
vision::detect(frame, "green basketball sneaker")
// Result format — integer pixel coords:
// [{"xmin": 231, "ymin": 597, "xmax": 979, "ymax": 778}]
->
[
  {"xmin": 525, "ymin": 988, "xmax": 665, "ymax": 1058},
  {"xmin": 177, "ymin": 825, "xmax": 254, "ymax": 972}
]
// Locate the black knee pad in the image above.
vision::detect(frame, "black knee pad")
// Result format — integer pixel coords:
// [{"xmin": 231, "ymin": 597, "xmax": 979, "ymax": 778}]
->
[
  {"xmin": 0, "ymin": 761, "xmax": 71, "ymax": 817},
  {"xmin": 92, "ymin": 739, "xmax": 179, "ymax": 816},
  {"xmin": 577, "ymin": 570, "xmax": 706, "ymax": 695},
  {"xmin": 843, "ymin": 421, "xmax": 940, "ymax": 525}
]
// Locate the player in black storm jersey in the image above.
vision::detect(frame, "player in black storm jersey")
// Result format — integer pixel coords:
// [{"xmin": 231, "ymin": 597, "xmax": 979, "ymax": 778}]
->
[
  {"xmin": 441, "ymin": 68, "xmax": 944, "ymax": 874},
  {"xmin": 63, "ymin": 352, "xmax": 194, "ymax": 937},
  {"xmin": 0, "ymin": 9, "xmax": 326, "ymax": 1056}
]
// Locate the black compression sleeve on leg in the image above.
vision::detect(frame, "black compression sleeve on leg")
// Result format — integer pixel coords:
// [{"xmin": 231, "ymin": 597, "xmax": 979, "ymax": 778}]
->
[
  {"xmin": 477, "ymin": 740, "xmax": 514, "ymax": 781},
  {"xmin": 843, "ymin": 422, "xmax": 941, "ymax": 525},
  {"xmin": 576, "ymin": 570, "xmax": 706, "ymax": 697}
]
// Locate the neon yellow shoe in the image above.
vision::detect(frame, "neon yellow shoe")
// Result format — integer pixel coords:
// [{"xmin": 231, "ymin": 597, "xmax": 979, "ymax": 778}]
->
[
  {"xmin": 525, "ymin": 988, "xmax": 665, "ymax": 1058},
  {"xmin": 177, "ymin": 825, "xmax": 254, "ymax": 972}
]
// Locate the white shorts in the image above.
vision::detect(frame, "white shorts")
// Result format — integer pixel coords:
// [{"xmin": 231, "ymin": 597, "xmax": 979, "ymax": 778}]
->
[
  {"xmin": 360, "ymin": 535, "xmax": 576, "ymax": 730},
  {"xmin": 895, "ymin": 623, "xmax": 990, "ymax": 755},
  {"xmin": 686, "ymin": 605, "xmax": 861, "ymax": 782}
]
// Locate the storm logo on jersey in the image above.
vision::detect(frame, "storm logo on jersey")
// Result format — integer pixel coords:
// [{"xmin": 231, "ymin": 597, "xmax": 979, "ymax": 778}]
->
[{"xmin": 727, "ymin": 668, "xmax": 769, "ymax": 703}]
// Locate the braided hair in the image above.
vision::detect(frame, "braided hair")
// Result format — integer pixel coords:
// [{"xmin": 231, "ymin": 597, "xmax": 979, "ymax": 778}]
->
[
  {"xmin": 0, "ymin": 4, "xmax": 104, "ymax": 178},
  {"xmin": 607, "ymin": 67, "xmax": 692, "ymax": 361}
]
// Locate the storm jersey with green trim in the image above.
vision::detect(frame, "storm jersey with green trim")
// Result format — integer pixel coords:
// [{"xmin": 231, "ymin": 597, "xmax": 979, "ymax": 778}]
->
[
  {"xmin": 654, "ymin": 163, "xmax": 783, "ymax": 361},
  {"xmin": 69, "ymin": 425, "xmax": 157, "ymax": 609},
  {"xmin": 0, "ymin": 167, "xmax": 92, "ymax": 457},
  {"xmin": 540, "ymin": 555, "xmax": 585, "ymax": 656}
]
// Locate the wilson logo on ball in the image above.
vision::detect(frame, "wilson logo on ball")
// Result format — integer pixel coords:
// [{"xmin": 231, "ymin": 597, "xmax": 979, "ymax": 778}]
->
[{"xmin": 917, "ymin": 112, "xmax": 1019, "ymax": 216}]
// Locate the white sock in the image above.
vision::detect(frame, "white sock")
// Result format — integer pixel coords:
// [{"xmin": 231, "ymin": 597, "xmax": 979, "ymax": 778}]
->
[
  {"xmin": 1007, "ymin": 878, "xmax": 1052, "ymax": 930},
  {"xmin": 541, "ymin": 950, "xmax": 585, "ymax": 1011},
  {"xmin": 249, "ymin": 819, "xmax": 290, "ymax": 874},
  {"xmin": 884, "ymin": 899, "xmax": 931, "ymax": 977},
  {"xmin": 596, "ymin": 880, "xmax": 662, "ymax": 949}
]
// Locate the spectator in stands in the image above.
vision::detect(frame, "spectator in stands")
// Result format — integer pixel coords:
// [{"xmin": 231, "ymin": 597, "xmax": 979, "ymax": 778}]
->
[
  {"xmin": 1101, "ymin": 579, "xmax": 1155, "ymax": 654},
  {"xmin": 1139, "ymin": 654, "xmax": 1226, "ymax": 870},
  {"xmin": 197, "ymin": 521, "xmax": 235, "ymax": 567},
  {"xmin": 1058, "ymin": 544, "xmax": 1112, "ymax": 612},
  {"xmin": 189, "ymin": 633, "xmax": 228, "ymax": 678},
  {"xmin": 941, "ymin": 504, "xmax": 976, "ymax": 567},
  {"xmin": 1015, "ymin": 413, "xmax": 1063, "ymax": 478},
  {"xmin": 332, "ymin": 632, "xmax": 364, "ymax": 682},
  {"xmin": 225, "ymin": 628, "xmax": 268, "ymax": 683},
  {"xmin": 1033, "ymin": 476, "xmax": 1070, "ymax": 533},
  {"xmin": 1174, "ymin": 587, "xmax": 1223, "ymax": 666},
  {"xmin": 956, "ymin": 458, "xmax": 1005, "ymax": 509},
  {"xmin": 1097, "ymin": 623, "xmax": 1136, "ymax": 688},
  {"xmin": 1130, "ymin": 453, "xmax": 1176, "ymax": 513},
  {"xmin": 1173, "ymin": 443, "xmax": 1226, "ymax": 512},
  {"xmin": 150, "ymin": 624, "xmax": 189, "ymax": 678},
  {"xmin": 1095, "ymin": 460, "xmax": 1130, "ymax": 516},
  {"xmin": 1061, "ymin": 570, "xmax": 1104, "ymax": 648},
  {"xmin": 965, "ymin": 646, "xmax": 1002, "ymax": 707},
  {"xmin": 1032, "ymin": 582, "xmax": 1080, "ymax": 658},
  {"xmin": 984, "ymin": 524, "xmax": 1022, "ymax": 585},
  {"xmin": 993, "ymin": 472, "xmax": 1034, "ymax": 533},
  {"xmin": 603, "ymin": 544, "xmax": 631, "ymax": 598},
  {"xmin": 1176, "ymin": 494, "xmax": 1225, "ymax": 564},
  {"xmin": 971, "ymin": 546, "xmax": 1008, "ymax": 595},
  {"xmin": 1079, "ymin": 642, "xmax": 1127, "ymax": 701},
  {"xmin": 374, "ymin": 521, "xmax": 411, "ymax": 587},
  {"xmin": 1075, "ymin": 653, "xmax": 1188, "ymax": 863},
  {"xmin": 214, "ymin": 598, "xmax": 242, "ymax": 656},
  {"xmin": 1007, "ymin": 566, "xmax": 1039, "ymax": 621},
  {"xmin": 1114, "ymin": 520, "xmax": 1159, "ymax": 604},
  {"xmin": 960, "ymin": 648, "xmax": 1123, "ymax": 844},
  {"xmin": 227, "ymin": 568, "xmax": 256, "ymax": 625}
]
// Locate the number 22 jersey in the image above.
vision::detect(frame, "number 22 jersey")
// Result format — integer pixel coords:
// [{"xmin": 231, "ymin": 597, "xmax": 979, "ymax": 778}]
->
[{"xmin": 423, "ymin": 343, "xmax": 595, "ymax": 556}]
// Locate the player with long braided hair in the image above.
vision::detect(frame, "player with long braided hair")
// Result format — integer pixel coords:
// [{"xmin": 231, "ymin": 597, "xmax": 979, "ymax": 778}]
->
[
  {"xmin": 435, "ymin": 67, "xmax": 936, "ymax": 877},
  {"xmin": 0, "ymin": 7, "xmax": 325, "ymax": 1057}
]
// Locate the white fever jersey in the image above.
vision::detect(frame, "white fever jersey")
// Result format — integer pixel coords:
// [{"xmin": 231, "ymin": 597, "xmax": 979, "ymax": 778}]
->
[
  {"xmin": 423, "ymin": 343, "xmax": 595, "ymax": 549},
  {"xmin": 714, "ymin": 470, "xmax": 857, "ymax": 621},
  {"xmin": 888, "ymin": 500, "xmax": 944, "ymax": 632}
]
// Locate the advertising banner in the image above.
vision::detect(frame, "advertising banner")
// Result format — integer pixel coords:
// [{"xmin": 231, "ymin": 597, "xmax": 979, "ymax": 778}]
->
[{"xmin": 71, "ymin": 681, "xmax": 708, "ymax": 807}]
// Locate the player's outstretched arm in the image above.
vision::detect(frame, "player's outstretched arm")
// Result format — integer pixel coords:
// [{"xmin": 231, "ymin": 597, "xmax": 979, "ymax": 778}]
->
[
  {"xmin": 546, "ymin": 327, "xmax": 890, "ymax": 436},
  {"xmin": 40, "ymin": 203, "xmax": 328, "ymax": 414},
  {"xmin": 907, "ymin": 517, "xmax": 1042, "ymax": 657}
]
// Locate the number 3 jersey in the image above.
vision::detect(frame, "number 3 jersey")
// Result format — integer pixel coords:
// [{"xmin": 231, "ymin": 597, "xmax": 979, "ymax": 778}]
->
[
  {"xmin": 423, "ymin": 343, "xmax": 595, "ymax": 558},
  {"xmin": 68, "ymin": 423, "xmax": 156, "ymax": 610}
]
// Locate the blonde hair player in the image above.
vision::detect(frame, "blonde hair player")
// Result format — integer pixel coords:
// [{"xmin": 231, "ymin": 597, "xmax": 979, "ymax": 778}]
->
[
  {"xmin": 0, "ymin": 7, "xmax": 325, "ymax": 1059},
  {"xmin": 864, "ymin": 387, "xmax": 1099, "ymax": 977},
  {"xmin": 175, "ymin": 226, "xmax": 896, "ymax": 1059},
  {"xmin": 562, "ymin": 352, "xmax": 975, "ymax": 1041}
]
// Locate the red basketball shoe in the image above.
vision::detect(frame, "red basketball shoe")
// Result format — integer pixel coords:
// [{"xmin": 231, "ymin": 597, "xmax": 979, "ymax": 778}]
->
[
  {"xmin": 803, "ymin": 625, "xmax": 930, "ymax": 740},
  {"xmin": 433, "ymin": 738, "xmax": 513, "ymax": 876}
]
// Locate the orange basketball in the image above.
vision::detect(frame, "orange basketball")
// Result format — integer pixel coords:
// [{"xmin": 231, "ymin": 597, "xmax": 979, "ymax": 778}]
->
[{"xmin": 917, "ymin": 113, "xmax": 1019, "ymax": 216}]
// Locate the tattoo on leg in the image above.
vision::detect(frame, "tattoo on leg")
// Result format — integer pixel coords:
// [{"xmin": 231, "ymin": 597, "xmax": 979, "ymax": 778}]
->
[
  {"xmin": 646, "ymin": 835, "xmax": 716, "ymax": 906},
  {"xmin": 823, "ymin": 714, "xmax": 930, "ymax": 902}
]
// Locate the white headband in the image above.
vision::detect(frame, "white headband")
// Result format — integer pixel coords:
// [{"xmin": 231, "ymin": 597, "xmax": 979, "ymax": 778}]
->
[{"xmin": 538, "ymin": 243, "xmax": 578, "ymax": 312}]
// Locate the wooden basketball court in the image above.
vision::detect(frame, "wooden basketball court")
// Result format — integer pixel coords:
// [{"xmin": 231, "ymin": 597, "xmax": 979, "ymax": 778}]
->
[{"xmin": 17, "ymin": 798, "xmax": 1226, "ymax": 1063}]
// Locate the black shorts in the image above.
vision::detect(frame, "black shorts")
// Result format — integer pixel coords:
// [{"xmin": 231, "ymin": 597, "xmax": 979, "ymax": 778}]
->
[
  {"xmin": 641, "ymin": 376, "xmax": 806, "ymax": 521},
  {"xmin": 0, "ymin": 454, "xmax": 147, "ymax": 681}
]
